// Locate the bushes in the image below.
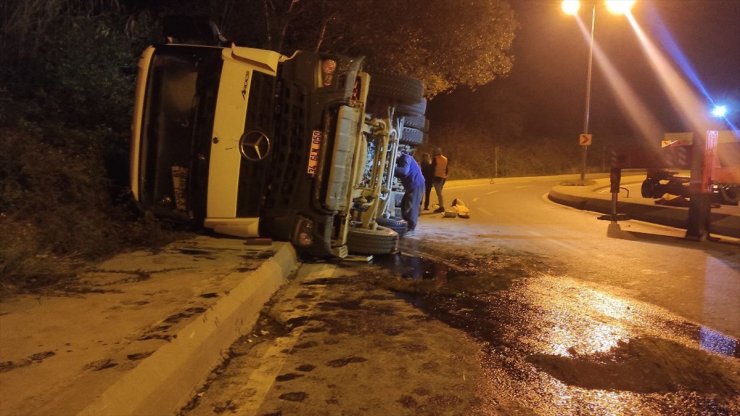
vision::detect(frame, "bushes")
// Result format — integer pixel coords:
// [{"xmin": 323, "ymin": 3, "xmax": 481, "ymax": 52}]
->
[
  {"xmin": 0, "ymin": 10, "xmax": 182, "ymax": 292},
  {"xmin": 428, "ymin": 121, "xmax": 583, "ymax": 179},
  {"xmin": 0, "ymin": 123, "xmax": 104, "ymax": 286},
  {"xmin": 0, "ymin": 113, "xmax": 180, "ymax": 291}
]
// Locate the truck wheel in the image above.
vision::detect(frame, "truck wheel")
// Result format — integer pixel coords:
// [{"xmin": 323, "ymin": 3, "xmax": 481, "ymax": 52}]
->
[
  {"xmin": 642, "ymin": 178, "xmax": 669, "ymax": 198},
  {"xmin": 347, "ymin": 225, "xmax": 399, "ymax": 255},
  {"xmin": 395, "ymin": 97, "xmax": 427, "ymax": 117},
  {"xmin": 399, "ymin": 127, "xmax": 424, "ymax": 145},
  {"xmin": 377, "ymin": 216, "xmax": 408, "ymax": 237},
  {"xmin": 641, "ymin": 178, "xmax": 658, "ymax": 198},
  {"xmin": 368, "ymin": 73, "xmax": 424, "ymax": 105},
  {"xmin": 403, "ymin": 115, "xmax": 427, "ymax": 130},
  {"xmin": 719, "ymin": 186, "xmax": 740, "ymax": 205}
]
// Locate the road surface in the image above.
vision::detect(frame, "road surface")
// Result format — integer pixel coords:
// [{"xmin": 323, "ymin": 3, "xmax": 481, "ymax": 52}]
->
[{"xmin": 183, "ymin": 175, "xmax": 739, "ymax": 415}]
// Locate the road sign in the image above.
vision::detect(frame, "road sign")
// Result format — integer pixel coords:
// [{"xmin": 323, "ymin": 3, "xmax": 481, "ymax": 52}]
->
[
  {"xmin": 579, "ymin": 133, "xmax": 592, "ymax": 146},
  {"xmin": 661, "ymin": 132, "xmax": 693, "ymax": 147}
]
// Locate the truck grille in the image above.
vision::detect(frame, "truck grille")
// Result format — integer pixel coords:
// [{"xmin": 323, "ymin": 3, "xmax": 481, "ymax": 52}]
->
[{"xmin": 265, "ymin": 78, "xmax": 307, "ymax": 209}]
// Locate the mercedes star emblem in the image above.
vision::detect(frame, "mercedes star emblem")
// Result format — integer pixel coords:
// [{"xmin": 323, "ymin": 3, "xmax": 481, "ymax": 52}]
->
[{"xmin": 239, "ymin": 131, "xmax": 271, "ymax": 162}]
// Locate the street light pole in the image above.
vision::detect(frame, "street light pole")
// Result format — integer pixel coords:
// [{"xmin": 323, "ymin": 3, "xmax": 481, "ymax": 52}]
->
[
  {"xmin": 564, "ymin": 0, "xmax": 635, "ymax": 183},
  {"xmin": 580, "ymin": 2, "xmax": 596, "ymax": 184}
]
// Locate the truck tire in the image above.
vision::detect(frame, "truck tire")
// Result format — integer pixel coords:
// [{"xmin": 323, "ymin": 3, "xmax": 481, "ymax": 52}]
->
[
  {"xmin": 641, "ymin": 178, "xmax": 657, "ymax": 198},
  {"xmin": 347, "ymin": 225, "xmax": 399, "ymax": 255},
  {"xmin": 719, "ymin": 185, "xmax": 740, "ymax": 205},
  {"xmin": 368, "ymin": 73, "xmax": 424, "ymax": 105},
  {"xmin": 377, "ymin": 216, "xmax": 408, "ymax": 237},
  {"xmin": 399, "ymin": 127, "xmax": 424, "ymax": 145},
  {"xmin": 403, "ymin": 115, "xmax": 426, "ymax": 130},
  {"xmin": 641, "ymin": 178, "xmax": 667, "ymax": 198},
  {"xmin": 395, "ymin": 97, "xmax": 427, "ymax": 117}
]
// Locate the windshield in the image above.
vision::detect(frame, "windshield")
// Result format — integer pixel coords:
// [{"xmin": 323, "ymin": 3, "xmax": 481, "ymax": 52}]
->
[{"xmin": 139, "ymin": 45, "xmax": 222, "ymax": 218}]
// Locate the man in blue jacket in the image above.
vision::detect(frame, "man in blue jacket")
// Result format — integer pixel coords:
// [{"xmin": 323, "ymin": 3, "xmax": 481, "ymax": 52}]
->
[{"xmin": 394, "ymin": 152, "xmax": 425, "ymax": 232}]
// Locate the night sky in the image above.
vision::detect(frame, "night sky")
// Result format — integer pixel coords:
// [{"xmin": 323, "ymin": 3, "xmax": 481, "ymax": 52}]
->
[{"xmin": 429, "ymin": 0, "xmax": 740, "ymax": 142}]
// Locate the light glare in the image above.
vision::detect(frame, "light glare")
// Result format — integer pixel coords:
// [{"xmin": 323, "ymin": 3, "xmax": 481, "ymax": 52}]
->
[
  {"xmin": 711, "ymin": 105, "xmax": 727, "ymax": 118},
  {"xmin": 627, "ymin": 14, "xmax": 712, "ymax": 134},
  {"xmin": 573, "ymin": 16, "xmax": 664, "ymax": 145},
  {"xmin": 606, "ymin": 0, "xmax": 636, "ymax": 15},
  {"xmin": 562, "ymin": 0, "xmax": 580, "ymax": 15}
]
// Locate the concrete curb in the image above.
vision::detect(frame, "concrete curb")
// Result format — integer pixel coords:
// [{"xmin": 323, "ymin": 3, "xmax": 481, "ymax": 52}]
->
[
  {"xmin": 548, "ymin": 184, "xmax": 740, "ymax": 239},
  {"xmin": 79, "ymin": 242, "xmax": 299, "ymax": 416}
]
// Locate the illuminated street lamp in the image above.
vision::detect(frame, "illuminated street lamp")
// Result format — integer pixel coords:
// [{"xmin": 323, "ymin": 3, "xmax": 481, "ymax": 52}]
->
[
  {"xmin": 563, "ymin": 0, "xmax": 635, "ymax": 184},
  {"xmin": 561, "ymin": 0, "xmax": 580, "ymax": 15},
  {"xmin": 605, "ymin": 0, "xmax": 636, "ymax": 15}
]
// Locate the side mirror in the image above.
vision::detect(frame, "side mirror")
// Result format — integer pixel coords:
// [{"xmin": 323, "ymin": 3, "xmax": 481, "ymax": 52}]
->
[{"xmin": 162, "ymin": 15, "xmax": 228, "ymax": 46}]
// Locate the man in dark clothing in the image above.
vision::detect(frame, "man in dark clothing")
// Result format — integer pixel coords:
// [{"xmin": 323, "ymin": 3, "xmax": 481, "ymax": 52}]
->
[
  {"xmin": 394, "ymin": 152, "xmax": 425, "ymax": 232},
  {"xmin": 420, "ymin": 153, "xmax": 434, "ymax": 210},
  {"xmin": 431, "ymin": 147, "xmax": 449, "ymax": 213}
]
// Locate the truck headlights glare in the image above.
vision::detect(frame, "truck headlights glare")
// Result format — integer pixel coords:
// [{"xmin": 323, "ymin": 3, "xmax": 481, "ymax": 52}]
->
[
  {"xmin": 321, "ymin": 59, "xmax": 337, "ymax": 87},
  {"xmin": 294, "ymin": 217, "xmax": 314, "ymax": 247}
]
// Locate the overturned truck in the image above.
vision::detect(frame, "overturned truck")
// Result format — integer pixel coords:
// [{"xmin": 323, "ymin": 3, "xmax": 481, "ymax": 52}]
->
[{"xmin": 129, "ymin": 18, "xmax": 427, "ymax": 258}]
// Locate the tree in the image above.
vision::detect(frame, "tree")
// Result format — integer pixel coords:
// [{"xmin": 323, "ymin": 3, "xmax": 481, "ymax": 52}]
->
[{"xmin": 249, "ymin": 0, "xmax": 517, "ymax": 97}]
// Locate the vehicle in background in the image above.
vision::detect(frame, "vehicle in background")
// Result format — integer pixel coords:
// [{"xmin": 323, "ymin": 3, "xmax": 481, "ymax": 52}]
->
[
  {"xmin": 129, "ymin": 16, "xmax": 427, "ymax": 257},
  {"xmin": 641, "ymin": 130, "xmax": 740, "ymax": 205}
]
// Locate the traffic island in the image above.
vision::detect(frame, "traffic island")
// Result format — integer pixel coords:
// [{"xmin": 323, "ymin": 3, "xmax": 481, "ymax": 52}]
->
[{"xmin": 548, "ymin": 176, "xmax": 740, "ymax": 239}]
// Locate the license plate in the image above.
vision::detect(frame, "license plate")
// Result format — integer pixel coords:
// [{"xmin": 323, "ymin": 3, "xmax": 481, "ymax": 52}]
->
[{"xmin": 307, "ymin": 130, "xmax": 322, "ymax": 176}]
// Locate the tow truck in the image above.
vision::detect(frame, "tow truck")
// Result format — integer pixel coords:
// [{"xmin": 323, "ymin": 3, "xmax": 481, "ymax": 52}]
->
[{"xmin": 641, "ymin": 130, "xmax": 740, "ymax": 205}]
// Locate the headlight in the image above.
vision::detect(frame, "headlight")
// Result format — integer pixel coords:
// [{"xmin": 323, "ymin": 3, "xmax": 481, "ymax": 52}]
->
[
  {"xmin": 293, "ymin": 217, "xmax": 314, "ymax": 247},
  {"xmin": 320, "ymin": 59, "xmax": 337, "ymax": 87}
]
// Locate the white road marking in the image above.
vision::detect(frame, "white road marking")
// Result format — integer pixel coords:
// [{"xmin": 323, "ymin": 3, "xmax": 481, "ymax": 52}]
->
[
  {"xmin": 527, "ymin": 230, "xmax": 579, "ymax": 253},
  {"xmin": 472, "ymin": 197, "xmax": 479, "ymax": 203},
  {"xmin": 478, "ymin": 207, "xmax": 495, "ymax": 217},
  {"xmin": 514, "ymin": 185, "xmax": 530, "ymax": 189},
  {"xmin": 486, "ymin": 190, "xmax": 499, "ymax": 195}
]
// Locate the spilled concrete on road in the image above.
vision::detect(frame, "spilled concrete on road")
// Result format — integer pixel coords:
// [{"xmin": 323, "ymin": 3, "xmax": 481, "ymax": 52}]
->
[{"xmin": 184, "ymin": 237, "xmax": 739, "ymax": 415}]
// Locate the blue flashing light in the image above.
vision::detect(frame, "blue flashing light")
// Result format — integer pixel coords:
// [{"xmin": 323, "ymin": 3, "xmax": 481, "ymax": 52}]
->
[
  {"xmin": 647, "ymin": 6, "xmax": 714, "ymax": 104},
  {"xmin": 647, "ymin": 4, "xmax": 738, "ymax": 129},
  {"xmin": 711, "ymin": 105, "xmax": 728, "ymax": 118}
]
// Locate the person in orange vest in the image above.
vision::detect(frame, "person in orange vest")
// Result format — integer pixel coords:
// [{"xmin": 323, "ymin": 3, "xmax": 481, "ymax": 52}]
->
[{"xmin": 431, "ymin": 147, "xmax": 448, "ymax": 213}]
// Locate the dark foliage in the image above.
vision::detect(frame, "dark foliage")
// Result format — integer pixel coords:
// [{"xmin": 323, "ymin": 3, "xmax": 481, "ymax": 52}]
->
[{"xmin": 0, "ymin": 4, "xmax": 181, "ymax": 290}]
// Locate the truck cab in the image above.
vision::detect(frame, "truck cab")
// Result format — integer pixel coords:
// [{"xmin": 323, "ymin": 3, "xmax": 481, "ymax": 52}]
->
[{"xmin": 131, "ymin": 40, "xmax": 369, "ymax": 257}]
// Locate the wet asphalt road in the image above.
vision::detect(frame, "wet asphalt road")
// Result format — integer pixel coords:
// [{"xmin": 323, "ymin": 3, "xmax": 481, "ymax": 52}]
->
[
  {"xmin": 184, "ymin": 175, "xmax": 739, "ymax": 415},
  {"xmin": 419, "ymin": 176, "xmax": 740, "ymax": 338}
]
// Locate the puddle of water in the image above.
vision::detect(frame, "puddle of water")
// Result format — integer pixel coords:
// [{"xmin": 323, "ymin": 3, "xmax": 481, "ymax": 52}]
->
[
  {"xmin": 368, "ymin": 253, "xmax": 530, "ymax": 356},
  {"xmin": 369, "ymin": 254, "xmax": 740, "ymax": 413},
  {"xmin": 373, "ymin": 252, "xmax": 531, "ymax": 296},
  {"xmin": 372, "ymin": 253, "xmax": 457, "ymax": 281}
]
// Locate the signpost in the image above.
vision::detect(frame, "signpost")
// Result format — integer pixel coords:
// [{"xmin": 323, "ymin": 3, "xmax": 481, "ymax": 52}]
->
[
  {"xmin": 578, "ymin": 133, "xmax": 592, "ymax": 185},
  {"xmin": 579, "ymin": 133, "xmax": 593, "ymax": 146}
]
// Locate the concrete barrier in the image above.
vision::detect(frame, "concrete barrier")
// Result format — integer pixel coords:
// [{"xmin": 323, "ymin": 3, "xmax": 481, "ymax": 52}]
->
[{"xmin": 79, "ymin": 243, "xmax": 299, "ymax": 416}]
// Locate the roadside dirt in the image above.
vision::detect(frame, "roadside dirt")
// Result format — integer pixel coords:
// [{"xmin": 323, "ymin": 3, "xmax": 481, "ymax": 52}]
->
[
  {"xmin": 183, "ymin": 263, "xmax": 499, "ymax": 416},
  {"xmin": 528, "ymin": 336, "xmax": 740, "ymax": 395}
]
